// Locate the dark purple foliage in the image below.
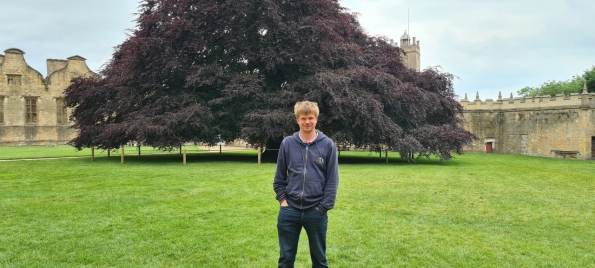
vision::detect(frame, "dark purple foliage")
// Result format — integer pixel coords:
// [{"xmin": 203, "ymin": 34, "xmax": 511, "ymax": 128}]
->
[{"xmin": 64, "ymin": 0, "xmax": 475, "ymax": 161}]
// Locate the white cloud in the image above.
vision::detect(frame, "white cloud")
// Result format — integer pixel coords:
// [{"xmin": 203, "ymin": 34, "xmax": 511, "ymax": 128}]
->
[
  {"xmin": 341, "ymin": 0, "xmax": 595, "ymax": 99},
  {"xmin": 0, "ymin": 0, "xmax": 137, "ymax": 74}
]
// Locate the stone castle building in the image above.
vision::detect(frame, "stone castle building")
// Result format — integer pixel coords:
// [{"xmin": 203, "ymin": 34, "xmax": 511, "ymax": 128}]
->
[
  {"xmin": 388, "ymin": 31, "xmax": 595, "ymax": 161},
  {"xmin": 0, "ymin": 48, "xmax": 95, "ymax": 145},
  {"xmin": 461, "ymin": 88, "xmax": 595, "ymax": 160}
]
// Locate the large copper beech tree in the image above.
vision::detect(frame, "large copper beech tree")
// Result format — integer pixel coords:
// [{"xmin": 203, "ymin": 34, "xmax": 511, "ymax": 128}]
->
[{"xmin": 65, "ymin": 0, "xmax": 476, "ymax": 162}]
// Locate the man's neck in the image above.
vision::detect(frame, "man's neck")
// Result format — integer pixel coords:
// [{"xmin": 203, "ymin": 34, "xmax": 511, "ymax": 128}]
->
[{"xmin": 300, "ymin": 130, "xmax": 317, "ymax": 143}]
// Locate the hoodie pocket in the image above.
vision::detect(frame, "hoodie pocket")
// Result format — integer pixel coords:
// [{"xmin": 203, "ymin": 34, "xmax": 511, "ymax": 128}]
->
[
  {"xmin": 302, "ymin": 181, "xmax": 324, "ymax": 201},
  {"xmin": 285, "ymin": 179, "xmax": 302, "ymax": 200}
]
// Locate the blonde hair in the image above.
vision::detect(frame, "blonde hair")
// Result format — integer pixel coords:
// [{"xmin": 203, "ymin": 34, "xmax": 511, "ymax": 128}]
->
[{"xmin": 294, "ymin": 101, "xmax": 319, "ymax": 118}]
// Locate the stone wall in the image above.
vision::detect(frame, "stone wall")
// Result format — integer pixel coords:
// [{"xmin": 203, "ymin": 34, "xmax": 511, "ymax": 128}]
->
[
  {"xmin": 460, "ymin": 90, "xmax": 595, "ymax": 160},
  {"xmin": 0, "ymin": 48, "xmax": 95, "ymax": 145}
]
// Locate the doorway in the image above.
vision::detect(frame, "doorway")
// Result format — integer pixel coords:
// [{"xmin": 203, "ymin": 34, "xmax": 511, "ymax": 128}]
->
[{"xmin": 486, "ymin": 142, "xmax": 493, "ymax": 154}]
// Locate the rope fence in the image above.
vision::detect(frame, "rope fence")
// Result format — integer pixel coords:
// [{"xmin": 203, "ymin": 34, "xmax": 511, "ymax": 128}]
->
[
  {"xmin": 90, "ymin": 145, "xmax": 270, "ymax": 165},
  {"xmin": 88, "ymin": 145, "xmax": 391, "ymax": 165}
]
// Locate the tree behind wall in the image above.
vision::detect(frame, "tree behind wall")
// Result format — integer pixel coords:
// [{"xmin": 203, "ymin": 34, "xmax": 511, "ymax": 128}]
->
[
  {"xmin": 65, "ymin": 0, "xmax": 475, "ymax": 162},
  {"xmin": 517, "ymin": 66, "xmax": 595, "ymax": 97}
]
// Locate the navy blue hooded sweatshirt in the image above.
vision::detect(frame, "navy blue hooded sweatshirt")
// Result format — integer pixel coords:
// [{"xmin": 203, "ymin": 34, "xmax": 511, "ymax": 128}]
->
[{"xmin": 273, "ymin": 131, "xmax": 339, "ymax": 213}]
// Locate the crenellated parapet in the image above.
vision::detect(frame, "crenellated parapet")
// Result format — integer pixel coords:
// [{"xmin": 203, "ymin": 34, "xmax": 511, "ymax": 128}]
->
[{"xmin": 461, "ymin": 84, "xmax": 594, "ymax": 111}]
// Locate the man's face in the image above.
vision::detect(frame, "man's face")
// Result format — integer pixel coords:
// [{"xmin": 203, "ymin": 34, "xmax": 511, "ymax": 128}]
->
[{"xmin": 296, "ymin": 113, "xmax": 318, "ymax": 133}]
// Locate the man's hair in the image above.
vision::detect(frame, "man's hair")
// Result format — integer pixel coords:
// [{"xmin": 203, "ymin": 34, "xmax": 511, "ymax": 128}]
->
[{"xmin": 294, "ymin": 101, "xmax": 319, "ymax": 118}]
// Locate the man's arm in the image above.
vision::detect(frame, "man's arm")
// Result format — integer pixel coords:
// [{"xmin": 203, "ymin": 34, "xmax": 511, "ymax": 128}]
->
[
  {"xmin": 273, "ymin": 139, "xmax": 288, "ymax": 204},
  {"xmin": 317, "ymin": 142, "xmax": 339, "ymax": 213}
]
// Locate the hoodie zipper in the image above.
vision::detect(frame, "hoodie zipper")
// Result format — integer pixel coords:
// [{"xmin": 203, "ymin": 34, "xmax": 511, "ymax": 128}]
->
[{"xmin": 300, "ymin": 145, "xmax": 308, "ymax": 209}]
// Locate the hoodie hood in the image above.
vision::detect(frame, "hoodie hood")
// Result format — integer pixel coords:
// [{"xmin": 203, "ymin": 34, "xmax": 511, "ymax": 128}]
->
[{"xmin": 291, "ymin": 130, "xmax": 328, "ymax": 146}]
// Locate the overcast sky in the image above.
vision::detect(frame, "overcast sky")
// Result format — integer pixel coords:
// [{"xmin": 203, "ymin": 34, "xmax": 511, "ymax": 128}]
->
[{"xmin": 1, "ymin": 0, "xmax": 594, "ymax": 100}]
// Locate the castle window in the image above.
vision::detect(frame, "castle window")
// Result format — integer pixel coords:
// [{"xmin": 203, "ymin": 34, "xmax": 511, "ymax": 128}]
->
[
  {"xmin": 56, "ymin": 98, "xmax": 68, "ymax": 124},
  {"xmin": 7, "ymin": 74, "xmax": 22, "ymax": 85},
  {"xmin": 0, "ymin": 97, "xmax": 4, "ymax": 124},
  {"xmin": 25, "ymin": 97, "xmax": 38, "ymax": 124}
]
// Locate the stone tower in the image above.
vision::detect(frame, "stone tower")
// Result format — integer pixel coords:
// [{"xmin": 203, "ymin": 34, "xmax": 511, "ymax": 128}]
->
[{"xmin": 398, "ymin": 30, "xmax": 420, "ymax": 72}]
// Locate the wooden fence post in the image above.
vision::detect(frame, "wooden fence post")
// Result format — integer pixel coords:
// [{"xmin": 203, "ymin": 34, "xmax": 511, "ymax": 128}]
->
[
  {"xmin": 385, "ymin": 149, "xmax": 388, "ymax": 164},
  {"xmin": 91, "ymin": 147, "xmax": 95, "ymax": 161},
  {"xmin": 183, "ymin": 149, "xmax": 187, "ymax": 166},
  {"xmin": 121, "ymin": 146, "xmax": 125, "ymax": 164},
  {"xmin": 258, "ymin": 146, "xmax": 262, "ymax": 164}
]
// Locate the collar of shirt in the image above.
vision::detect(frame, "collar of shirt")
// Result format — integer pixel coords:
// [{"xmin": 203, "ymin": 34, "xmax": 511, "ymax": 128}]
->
[{"xmin": 299, "ymin": 130, "xmax": 318, "ymax": 145}]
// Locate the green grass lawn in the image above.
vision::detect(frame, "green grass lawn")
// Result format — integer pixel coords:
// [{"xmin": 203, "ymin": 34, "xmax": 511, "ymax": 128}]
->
[{"xmin": 1, "ymin": 149, "xmax": 594, "ymax": 267}]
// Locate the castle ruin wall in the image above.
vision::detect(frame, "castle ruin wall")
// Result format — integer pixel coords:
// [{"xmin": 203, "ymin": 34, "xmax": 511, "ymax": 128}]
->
[
  {"xmin": 0, "ymin": 48, "xmax": 95, "ymax": 146},
  {"xmin": 461, "ymin": 92, "xmax": 595, "ymax": 160}
]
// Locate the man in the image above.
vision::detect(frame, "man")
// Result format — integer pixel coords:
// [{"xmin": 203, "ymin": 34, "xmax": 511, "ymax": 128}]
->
[{"xmin": 273, "ymin": 101, "xmax": 339, "ymax": 268}]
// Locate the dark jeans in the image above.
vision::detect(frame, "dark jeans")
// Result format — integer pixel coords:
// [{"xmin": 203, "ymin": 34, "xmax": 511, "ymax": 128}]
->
[{"xmin": 277, "ymin": 206, "xmax": 328, "ymax": 268}]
